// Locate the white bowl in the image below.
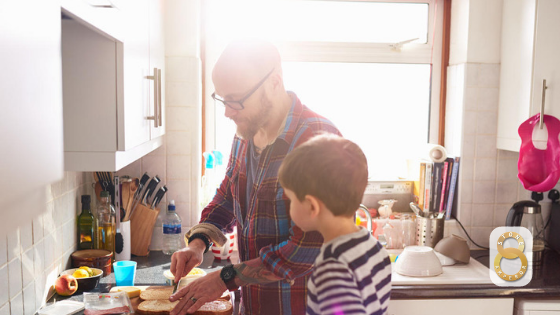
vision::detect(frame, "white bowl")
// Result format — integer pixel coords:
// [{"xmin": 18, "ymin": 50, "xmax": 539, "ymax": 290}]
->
[
  {"xmin": 395, "ymin": 246, "xmax": 443, "ymax": 277},
  {"xmin": 434, "ymin": 251, "xmax": 457, "ymax": 266}
]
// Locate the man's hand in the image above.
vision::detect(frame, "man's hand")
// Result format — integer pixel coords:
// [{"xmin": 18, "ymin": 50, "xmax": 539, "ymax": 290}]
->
[
  {"xmin": 170, "ymin": 239, "xmax": 205, "ymax": 283},
  {"xmin": 169, "ymin": 270, "xmax": 227, "ymax": 315}
]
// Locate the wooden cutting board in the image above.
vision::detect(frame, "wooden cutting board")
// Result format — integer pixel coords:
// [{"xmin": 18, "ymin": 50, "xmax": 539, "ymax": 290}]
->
[{"xmin": 110, "ymin": 285, "xmax": 232, "ymax": 313}]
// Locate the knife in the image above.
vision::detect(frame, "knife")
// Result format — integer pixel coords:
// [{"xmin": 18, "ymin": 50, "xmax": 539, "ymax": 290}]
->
[
  {"xmin": 150, "ymin": 185, "xmax": 168, "ymax": 209},
  {"xmin": 172, "ymin": 279, "xmax": 179, "ymax": 294},
  {"xmin": 141, "ymin": 176, "xmax": 161, "ymax": 205}
]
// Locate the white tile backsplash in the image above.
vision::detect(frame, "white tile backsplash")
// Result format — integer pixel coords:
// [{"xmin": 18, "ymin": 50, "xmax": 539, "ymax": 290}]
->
[
  {"xmin": 23, "ymin": 283, "xmax": 35, "ymax": 315},
  {"xmin": 8, "ymin": 258, "xmax": 22, "ymax": 300},
  {"xmin": 474, "ymin": 158, "xmax": 497, "ymax": 181},
  {"xmin": 21, "ymin": 249, "xmax": 34, "ymax": 288},
  {"xmin": 0, "ymin": 172, "xmax": 90, "ymax": 314},
  {"xmin": 0, "ymin": 265, "xmax": 8, "ymax": 307},
  {"xmin": 7, "ymin": 229, "xmax": 20, "ymax": 263},
  {"xmin": 9, "ymin": 293, "xmax": 23, "ymax": 315}
]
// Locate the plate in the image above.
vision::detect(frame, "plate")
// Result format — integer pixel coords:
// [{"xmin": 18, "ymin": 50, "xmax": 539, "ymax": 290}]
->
[{"xmin": 38, "ymin": 301, "xmax": 84, "ymax": 315}]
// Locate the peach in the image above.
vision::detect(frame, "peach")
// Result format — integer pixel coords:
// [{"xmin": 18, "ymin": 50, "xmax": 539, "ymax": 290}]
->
[{"xmin": 54, "ymin": 274, "xmax": 78, "ymax": 296}]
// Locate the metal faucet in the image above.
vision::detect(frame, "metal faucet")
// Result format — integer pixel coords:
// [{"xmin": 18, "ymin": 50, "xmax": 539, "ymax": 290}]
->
[{"xmin": 357, "ymin": 204, "xmax": 373, "ymax": 232}]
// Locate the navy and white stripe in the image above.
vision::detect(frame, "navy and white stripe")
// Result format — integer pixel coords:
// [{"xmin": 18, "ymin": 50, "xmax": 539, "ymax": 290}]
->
[{"xmin": 306, "ymin": 228, "xmax": 392, "ymax": 315}]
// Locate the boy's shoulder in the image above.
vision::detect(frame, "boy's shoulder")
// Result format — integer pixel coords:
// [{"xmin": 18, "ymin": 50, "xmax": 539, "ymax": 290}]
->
[{"xmin": 321, "ymin": 229, "xmax": 384, "ymax": 263}]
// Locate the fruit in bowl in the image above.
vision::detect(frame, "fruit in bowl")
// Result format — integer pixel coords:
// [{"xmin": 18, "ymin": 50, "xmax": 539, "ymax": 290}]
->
[
  {"xmin": 54, "ymin": 274, "xmax": 78, "ymax": 296},
  {"xmin": 60, "ymin": 267, "xmax": 103, "ymax": 292}
]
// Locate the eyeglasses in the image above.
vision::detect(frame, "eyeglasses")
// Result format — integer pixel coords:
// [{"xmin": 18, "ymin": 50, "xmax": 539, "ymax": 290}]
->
[{"xmin": 211, "ymin": 68, "xmax": 275, "ymax": 110}]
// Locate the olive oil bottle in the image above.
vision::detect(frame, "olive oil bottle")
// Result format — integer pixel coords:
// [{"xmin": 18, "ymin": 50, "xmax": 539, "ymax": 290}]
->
[
  {"xmin": 96, "ymin": 191, "xmax": 116, "ymax": 260},
  {"xmin": 77, "ymin": 195, "xmax": 95, "ymax": 250}
]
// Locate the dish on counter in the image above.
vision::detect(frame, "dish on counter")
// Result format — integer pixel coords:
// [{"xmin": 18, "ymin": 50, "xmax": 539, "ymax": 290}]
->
[{"xmin": 395, "ymin": 245, "xmax": 443, "ymax": 277}]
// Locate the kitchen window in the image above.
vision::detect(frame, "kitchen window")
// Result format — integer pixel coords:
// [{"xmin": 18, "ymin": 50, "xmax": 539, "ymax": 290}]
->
[{"xmin": 203, "ymin": 0, "xmax": 444, "ymax": 180}]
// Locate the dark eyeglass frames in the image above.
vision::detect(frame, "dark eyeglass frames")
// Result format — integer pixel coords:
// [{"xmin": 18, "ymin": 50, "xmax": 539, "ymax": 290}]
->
[{"xmin": 211, "ymin": 68, "xmax": 275, "ymax": 110}]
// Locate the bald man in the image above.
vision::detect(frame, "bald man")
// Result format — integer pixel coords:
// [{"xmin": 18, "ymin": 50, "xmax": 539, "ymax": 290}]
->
[{"xmin": 169, "ymin": 39, "xmax": 341, "ymax": 315}]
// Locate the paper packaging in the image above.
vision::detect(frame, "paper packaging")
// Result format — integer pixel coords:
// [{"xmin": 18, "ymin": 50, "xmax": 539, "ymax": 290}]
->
[{"xmin": 116, "ymin": 220, "xmax": 131, "ymax": 261}]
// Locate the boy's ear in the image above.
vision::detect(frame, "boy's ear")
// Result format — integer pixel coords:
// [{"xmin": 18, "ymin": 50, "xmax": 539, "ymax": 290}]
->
[{"xmin": 304, "ymin": 195, "xmax": 322, "ymax": 217}]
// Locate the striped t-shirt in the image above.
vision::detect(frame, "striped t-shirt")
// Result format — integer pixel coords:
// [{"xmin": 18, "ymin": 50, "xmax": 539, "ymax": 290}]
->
[{"xmin": 306, "ymin": 227, "xmax": 392, "ymax": 315}]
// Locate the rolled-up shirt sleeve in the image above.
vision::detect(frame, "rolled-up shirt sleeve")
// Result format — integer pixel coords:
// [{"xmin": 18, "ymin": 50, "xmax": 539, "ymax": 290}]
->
[{"xmin": 259, "ymin": 218, "xmax": 323, "ymax": 281}]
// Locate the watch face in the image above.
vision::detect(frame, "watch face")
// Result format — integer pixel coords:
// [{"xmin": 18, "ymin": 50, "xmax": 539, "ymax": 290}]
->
[{"xmin": 222, "ymin": 266, "xmax": 235, "ymax": 281}]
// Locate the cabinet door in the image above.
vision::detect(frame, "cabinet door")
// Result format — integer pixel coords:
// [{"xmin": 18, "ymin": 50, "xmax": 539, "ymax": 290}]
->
[
  {"xmin": 531, "ymin": 0, "xmax": 560, "ymax": 120},
  {"xmin": 149, "ymin": 0, "xmax": 166, "ymax": 139},
  {"xmin": 497, "ymin": 0, "xmax": 537, "ymax": 151},
  {"xmin": 0, "ymin": 0, "xmax": 64, "ymax": 207},
  {"xmin": 121, "ymin": 0, "xmax": 151, "ymax": 151}
]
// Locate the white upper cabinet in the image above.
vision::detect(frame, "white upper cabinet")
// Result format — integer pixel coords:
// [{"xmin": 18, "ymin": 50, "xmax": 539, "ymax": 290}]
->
[
  {"xmin": 0, "ymin": 0, "xmax": 64, "ymax": 209},
  {"xmin": 61, "ymin": 0, "xmax": 165, "ymax": 171},
  {"xmin": 498, "ymin": 0, "xmax": 560, "ymax": 151}
]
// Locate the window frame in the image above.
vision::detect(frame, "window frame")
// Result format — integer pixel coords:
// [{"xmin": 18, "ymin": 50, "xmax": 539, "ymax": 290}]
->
[{"xmin": 202, "ymin": 0, "xmax": 445, "ymax": 160}]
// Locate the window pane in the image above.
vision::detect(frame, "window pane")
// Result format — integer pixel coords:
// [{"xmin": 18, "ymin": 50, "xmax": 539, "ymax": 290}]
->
[
  {"xmin": 214, "ymin": 62, "xmax": 431, "ymax": 180},
  {"xmin": 206, "ymin": 0, "xmax": 429, "ymax": 44},
  {"xmin": 282, "ymin": 62, "xmax": 431, "ymax": 179}
]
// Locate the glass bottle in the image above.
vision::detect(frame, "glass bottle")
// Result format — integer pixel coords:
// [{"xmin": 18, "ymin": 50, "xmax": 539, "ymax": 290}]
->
[
  {"xmin": 96, "ymin": 191, "xmax": 116, "ymax": 260},
  {"xmin": 77, "ymin": 195, "xmax": 95, "ymax": 250}
]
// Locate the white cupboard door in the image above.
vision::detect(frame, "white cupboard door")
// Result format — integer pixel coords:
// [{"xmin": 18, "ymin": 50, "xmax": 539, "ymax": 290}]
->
[
  {"xmin": 149, "ymin": 0, "xmax": 166, "ymax": 139},
  {"xmin": 0, "ymin": 0, "xmax": 64, "ymax": 207},
  {"xmin": 497, "ymin": 0, "xmax": 537, "ymax": 151},
  {"xmin": 121, "ymin": 0, "xmax": 151, "ymax": 151},
  {"xmin": 531, "ymin": 0, "xmax": 560, "ymax": 120}
]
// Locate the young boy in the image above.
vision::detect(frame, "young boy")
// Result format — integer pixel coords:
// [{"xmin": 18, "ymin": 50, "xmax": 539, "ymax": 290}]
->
[{"xmin": 278, "ymin": 134, "xmax": 392, "ymax": 315}]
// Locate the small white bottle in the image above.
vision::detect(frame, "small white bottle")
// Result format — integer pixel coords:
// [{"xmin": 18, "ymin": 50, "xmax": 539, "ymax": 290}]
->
[{"xmin": 162, "ymin": 200, "xmax": 182, "ymax": 255}]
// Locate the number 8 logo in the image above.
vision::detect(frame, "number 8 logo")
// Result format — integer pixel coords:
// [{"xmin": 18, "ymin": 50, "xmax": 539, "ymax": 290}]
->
[{"xmin": 494, "ymin": 231, "xmax": 528, "ymax": 281}]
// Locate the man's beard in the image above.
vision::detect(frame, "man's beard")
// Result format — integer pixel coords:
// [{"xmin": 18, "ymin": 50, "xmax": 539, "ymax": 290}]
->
[{"xmin": 234, "ymin": 93, "xmax": 273, "ymax": 140}]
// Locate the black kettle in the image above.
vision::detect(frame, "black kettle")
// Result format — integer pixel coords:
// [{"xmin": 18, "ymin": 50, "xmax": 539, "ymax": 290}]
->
[{"xmin": 505, "ymin": 200, "xmax": 541, "ymax": 226}]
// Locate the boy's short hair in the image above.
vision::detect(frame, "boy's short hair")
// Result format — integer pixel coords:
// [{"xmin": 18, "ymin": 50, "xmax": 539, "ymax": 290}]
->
[{"xmin": 279, "ymin": 133, "xmax": 368, "ymax": 217}]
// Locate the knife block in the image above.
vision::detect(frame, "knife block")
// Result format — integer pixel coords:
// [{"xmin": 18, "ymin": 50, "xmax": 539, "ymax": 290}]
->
[{"xmin": 130, "ymin": 204, "xmax": 160, "ymax": 256}]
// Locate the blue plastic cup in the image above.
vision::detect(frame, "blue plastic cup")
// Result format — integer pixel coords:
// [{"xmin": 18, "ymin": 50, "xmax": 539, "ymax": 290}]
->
[{"xmin": 113, "ymin": 261, "xmax": 137, "ymax": 286}]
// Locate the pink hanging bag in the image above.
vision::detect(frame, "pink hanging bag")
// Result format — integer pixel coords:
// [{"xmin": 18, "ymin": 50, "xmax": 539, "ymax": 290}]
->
[{"xmin": 518, "ymin": 113, "xmax": 560, "ymax": 192}]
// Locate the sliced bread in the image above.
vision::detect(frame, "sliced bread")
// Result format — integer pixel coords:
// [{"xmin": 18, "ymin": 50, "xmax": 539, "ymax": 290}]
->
[
  {"xmin": 137, "ymin": 299, "xmax": 232, "ymax": 315},
  {"xmin": 140, "ymin": 287, "xmax": 174, "ymax": 300},
  {"xmin": 137, "ymin": 299, "xmax": 179, "ymax": 315}
]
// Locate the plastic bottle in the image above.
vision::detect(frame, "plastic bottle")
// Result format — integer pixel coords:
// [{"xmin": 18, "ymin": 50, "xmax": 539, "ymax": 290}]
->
[
  {"xmin": 162, "ymin": 200, "xmax": 182, "ymax": 255},
  {"xmin": 96, "ymin": 191, "xmax": 116, "ymax": 260},
  {"xmin": 77, "ymin": 195, "xmax": 95, "ymax": 250}
]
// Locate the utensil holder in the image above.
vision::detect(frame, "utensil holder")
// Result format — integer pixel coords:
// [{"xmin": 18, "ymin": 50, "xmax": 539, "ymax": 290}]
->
[
  {"xmin": 416, "ymin": 216, "xmax": 444, "ymax": 248},
  {"xmin": 116, "ymin": 220, "xmax": 131, "ymax": 261},
  {"xmin": 130, "ymin": 204, "xmax": 160, "ymax": 256}
]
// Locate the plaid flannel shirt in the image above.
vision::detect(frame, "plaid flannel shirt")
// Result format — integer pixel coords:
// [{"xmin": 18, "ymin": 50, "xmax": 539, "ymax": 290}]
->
[{"xmin": 200, "ymin": 92, "xmax": 341, "ymax": 315}]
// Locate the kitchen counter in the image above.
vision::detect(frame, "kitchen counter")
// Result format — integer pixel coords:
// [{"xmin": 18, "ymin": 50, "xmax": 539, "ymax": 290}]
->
[
  {"xmin": 43, "ymin": 248, "xmax": 560, "ymax": 314},
  {"xmin": 43, "ymin": 250, "xmax": 240, "ymax": 314},
  {"xmin": 391, "ymin": 248, "xmax": 560, "ymax": 299}
]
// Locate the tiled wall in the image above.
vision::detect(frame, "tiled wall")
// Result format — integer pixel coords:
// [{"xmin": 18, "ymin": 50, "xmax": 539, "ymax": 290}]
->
[
  {"xmin": 0, "ymin": 172, "xmax": 90, "ymax": 315},
  {"xmin": 445, "ymin": 63, "xmax": 558, "ymax": 248}
]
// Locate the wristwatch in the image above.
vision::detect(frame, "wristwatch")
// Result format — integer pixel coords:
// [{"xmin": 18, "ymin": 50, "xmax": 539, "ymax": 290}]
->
[{"xmin": 220, "ymin": 264, "xmax": 239, "ymax": 291}]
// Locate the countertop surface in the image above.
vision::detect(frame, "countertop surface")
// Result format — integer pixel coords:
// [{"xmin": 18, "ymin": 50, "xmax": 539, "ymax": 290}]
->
[
  {"xmin": 43, "ymin": 248, "xmax": 560, "ymax": 314},
  {"xmin": 391, "ymin": 248, "xmax": 560, "ymax": 299}
]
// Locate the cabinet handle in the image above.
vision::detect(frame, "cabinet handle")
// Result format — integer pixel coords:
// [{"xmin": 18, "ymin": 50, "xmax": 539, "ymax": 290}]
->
[
  {"xmin": 158, "ymin": 68, "xmax": 162, "ymax": 127},
  {"xmin": 146, "ymin": 68, "xmax": 159, "ymax": 128},
  {"xmin": 540, "ymin": 79, "xmax": 548, "ymax": 129}
]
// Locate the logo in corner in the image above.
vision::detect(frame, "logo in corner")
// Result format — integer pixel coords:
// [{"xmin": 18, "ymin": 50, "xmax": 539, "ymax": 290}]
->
[{"xmin": 489, "ymin": 227, "xmax": 533, "ymax": 287}]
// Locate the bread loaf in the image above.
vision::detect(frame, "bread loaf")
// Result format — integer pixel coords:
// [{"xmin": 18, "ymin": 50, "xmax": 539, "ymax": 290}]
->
[
  {"xmin": 140, "ymin": 287, "xmax": 174, "ymax": 301},
  {"xmin": 137, "ymin": 299, "xmax": 232, "ymax": 315}
]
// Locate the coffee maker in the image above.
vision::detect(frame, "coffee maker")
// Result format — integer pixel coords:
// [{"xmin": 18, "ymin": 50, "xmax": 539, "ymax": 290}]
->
[{"xmin": 545, "ymin": 190, "xmax": 560, "ymax": 253}]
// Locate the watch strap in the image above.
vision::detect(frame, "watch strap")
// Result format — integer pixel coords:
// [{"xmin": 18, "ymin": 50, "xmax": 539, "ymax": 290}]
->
[{"xmin": 188, "ymin": 233, "xmax": 212, "ymax": 253}]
